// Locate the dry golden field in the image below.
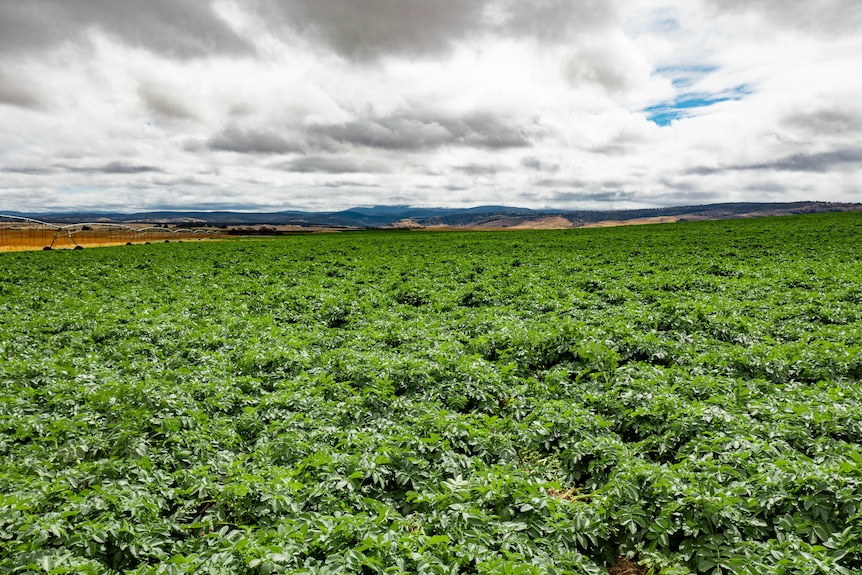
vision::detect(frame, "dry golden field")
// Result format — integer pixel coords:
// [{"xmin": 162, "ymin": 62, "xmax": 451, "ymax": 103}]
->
[{"xmin": 0, "ymin": 226, "xmax": 220, "ymax": 252}]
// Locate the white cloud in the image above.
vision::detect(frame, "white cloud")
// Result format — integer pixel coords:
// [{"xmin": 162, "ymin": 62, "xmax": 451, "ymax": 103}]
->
[{"xmin": 0, "ymin": 0, "xmax": 860, "ymax": 212}]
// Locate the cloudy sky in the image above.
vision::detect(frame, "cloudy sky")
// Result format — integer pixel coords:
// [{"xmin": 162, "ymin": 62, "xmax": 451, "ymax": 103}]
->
[{"xmin": 1, "ymin": 0, "xmax": 860, "ymax": 213}]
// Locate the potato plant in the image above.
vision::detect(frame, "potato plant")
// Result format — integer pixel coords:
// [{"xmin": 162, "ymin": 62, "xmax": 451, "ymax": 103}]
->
[{"xmin": 1, "ymin": 212, "xmax": 861, "ymax": 574}]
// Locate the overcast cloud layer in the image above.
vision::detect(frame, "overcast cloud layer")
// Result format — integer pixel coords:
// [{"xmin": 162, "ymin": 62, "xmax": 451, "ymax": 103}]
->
[{"xmin": 1, "ymin": 0, "xmax": 860, "ymax": 212}]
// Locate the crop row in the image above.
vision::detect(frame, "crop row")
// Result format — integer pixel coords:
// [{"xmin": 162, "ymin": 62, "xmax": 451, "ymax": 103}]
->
[{"xmin": 1, "ymin": 212, "xmax": 861, "ymax": 574}]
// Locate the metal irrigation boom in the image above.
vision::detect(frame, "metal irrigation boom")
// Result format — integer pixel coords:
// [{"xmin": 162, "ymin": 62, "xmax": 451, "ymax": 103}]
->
[{"xmin": 1, "ymin": 214, "xmax": 221, "ymax": 250}]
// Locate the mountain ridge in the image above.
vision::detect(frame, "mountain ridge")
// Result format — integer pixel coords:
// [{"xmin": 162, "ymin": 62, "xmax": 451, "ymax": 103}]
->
[{"xmin": 4, "ymin": 201, "xmax": 860, "ymax": 229}]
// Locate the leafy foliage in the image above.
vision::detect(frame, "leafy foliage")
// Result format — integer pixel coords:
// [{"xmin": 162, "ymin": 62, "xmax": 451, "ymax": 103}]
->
[{"xmin": 1, "ymin": 213, "xmax": 861, "ymax": 574}]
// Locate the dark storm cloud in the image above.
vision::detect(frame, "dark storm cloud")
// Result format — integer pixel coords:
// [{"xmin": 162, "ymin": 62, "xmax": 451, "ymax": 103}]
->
[
  {"xmin": 61, "ymin": 162, "xmax": 164, "ymax": 174},
  {"xmin": 535, "ymin": 178, "xmax": 588, "ymax": 188},
  {"xmin": 206, "ymin": 112, "xmax": 534, "ymax": 157},
  {"xmin": 498, "ymin": 0, "xmax": 615, "ymax": 41},
  {"xmin": 258, "ymin": 0, "xmax": 486, "ymax": 60},
  {"xmin": 0, "ymin": 85, "xmax": 39, "ymax": 109},
  {"xmin": 446, "ymin": 114, "xmax": 534, "ymax": 149},
  {"xmin": 152, "ymin": 176, "xmax": 212, "ymax": 187},
  {"xmin": 96, "ymin": 162, "xmax": 163, "ymax": 174},
  {"xmin": 310, "ymin": 113, "xmax": 533, "ymax": 151},
  {"xmin": 688, "ymin": 147, "xmax": 862, "ymax": 175},
  {"xmin": 548, "ymin": 190, "xmax": 637, "ymax": 202},
  {"xmin": 684, "ymin": 166, "xmax": 721, "ymax": 176},
  {"xmin": 278, "ymin": 156, "xmax": 390, "ymax": 174},
  {"xmin": 747, "ymin": 149, "xmax": 862, "ymax": 173},
  {"xmin": 208, "ymin": 114, "xmax": 530, "ymax": 156},
  {"xmin": 3, "ymin": 162, "xmax": 162, "ymax": 176},
  {"xmin": 1, "ymin": 166, "xmax": 55, "ymax": 175},
  {"xmin": 704, "ymin": 0, "xmax": 862, "ymax": 34},
  {"xmin": 521, "ymin": 156, "xmax": 560, "ymax": 172},
  {"xmin": 0, "ymin": 67, "xmax": 44, "ymax": 109},
  {"xmin": 257, "ymin": 0, "xmax": 616, "ymax": 61},
  {"xmin": 208, "ymin": 125, "xmax": 305, "ymax": 155},
  {"xmin": 0, "ymin": 0, "xmax": 252, "ymax": 58},
  {"xmin": 310, "ymin": 118, "xmax": 451, "ymax": 151},
  {"xmin": 320, "ymin": 181, "xmax": 382, "ymax": 189},
  {"xmin": 783, "ymin": 109, "xmax": 862, "ymax": 136},
  {"xmin": 563, "ymin": 45, "xmax": 640, "ymax": 93},
  {"xmin": 455, "ymin": 164, "xmax": 500, "ymax": 175},
  {"xmin": 138, "ymin": 83, "xmax": 199, "ymax": 120}
]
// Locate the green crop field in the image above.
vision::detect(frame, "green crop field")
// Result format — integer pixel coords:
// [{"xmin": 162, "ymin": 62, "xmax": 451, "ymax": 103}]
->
[{"xmin": 1, "ymin": 212, "xmax": 861, "ymax": 574}]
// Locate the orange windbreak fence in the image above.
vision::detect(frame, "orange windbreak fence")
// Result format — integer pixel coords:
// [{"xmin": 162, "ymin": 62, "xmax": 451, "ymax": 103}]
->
[{"xmin": 0, "ymin": 215, "xmax": 221, "ymax": 252}]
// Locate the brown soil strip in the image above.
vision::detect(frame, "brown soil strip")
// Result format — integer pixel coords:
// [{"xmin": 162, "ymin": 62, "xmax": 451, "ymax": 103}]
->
[
  {"xmin": 0, "ymin": 229, "xmax": 220, "ymax": 252},
  {"xmin": 608, "ymin": 555, "xmax": 647, "ymax": 575}
]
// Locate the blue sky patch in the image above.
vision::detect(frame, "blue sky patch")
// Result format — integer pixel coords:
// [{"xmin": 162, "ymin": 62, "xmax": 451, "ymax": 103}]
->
[
  {"xmin": 655, "ymin": 64, "xmax": 719, "ymax": 75},
  {"xmin": 654, "ymin": 65, "xmax": 718, "ymax": 89},
  {"xmin": 645, "ymin": 84, "xmax": 752, "ymax": 126}
]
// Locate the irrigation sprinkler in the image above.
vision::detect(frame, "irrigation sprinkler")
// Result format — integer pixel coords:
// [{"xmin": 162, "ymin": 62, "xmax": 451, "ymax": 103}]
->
[
  {"xmin": 59, "ymin": 223, "xmax": 140, "ymax": 248},
  {"xmin": 0, "ymin": 214, "xmax": 61, "ymax": 250},
  {"xmin": 1, "ymin": 214, "xmax": 223, "ymax": 251}
]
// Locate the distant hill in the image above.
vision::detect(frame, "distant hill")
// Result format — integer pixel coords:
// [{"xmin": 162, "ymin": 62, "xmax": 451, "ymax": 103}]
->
[
  {"xmin": 5, "ymin": 201, "xmax": 861, "ymax": 229},
  {"xmin": 414, "ymin": 202, "xmax": 862, "ymax": 229}
]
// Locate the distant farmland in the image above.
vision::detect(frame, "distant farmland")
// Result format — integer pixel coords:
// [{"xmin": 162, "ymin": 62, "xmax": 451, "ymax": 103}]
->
[{"xmin": 0, "ymin": 215, "xmax": 221, "ymax": 252}]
